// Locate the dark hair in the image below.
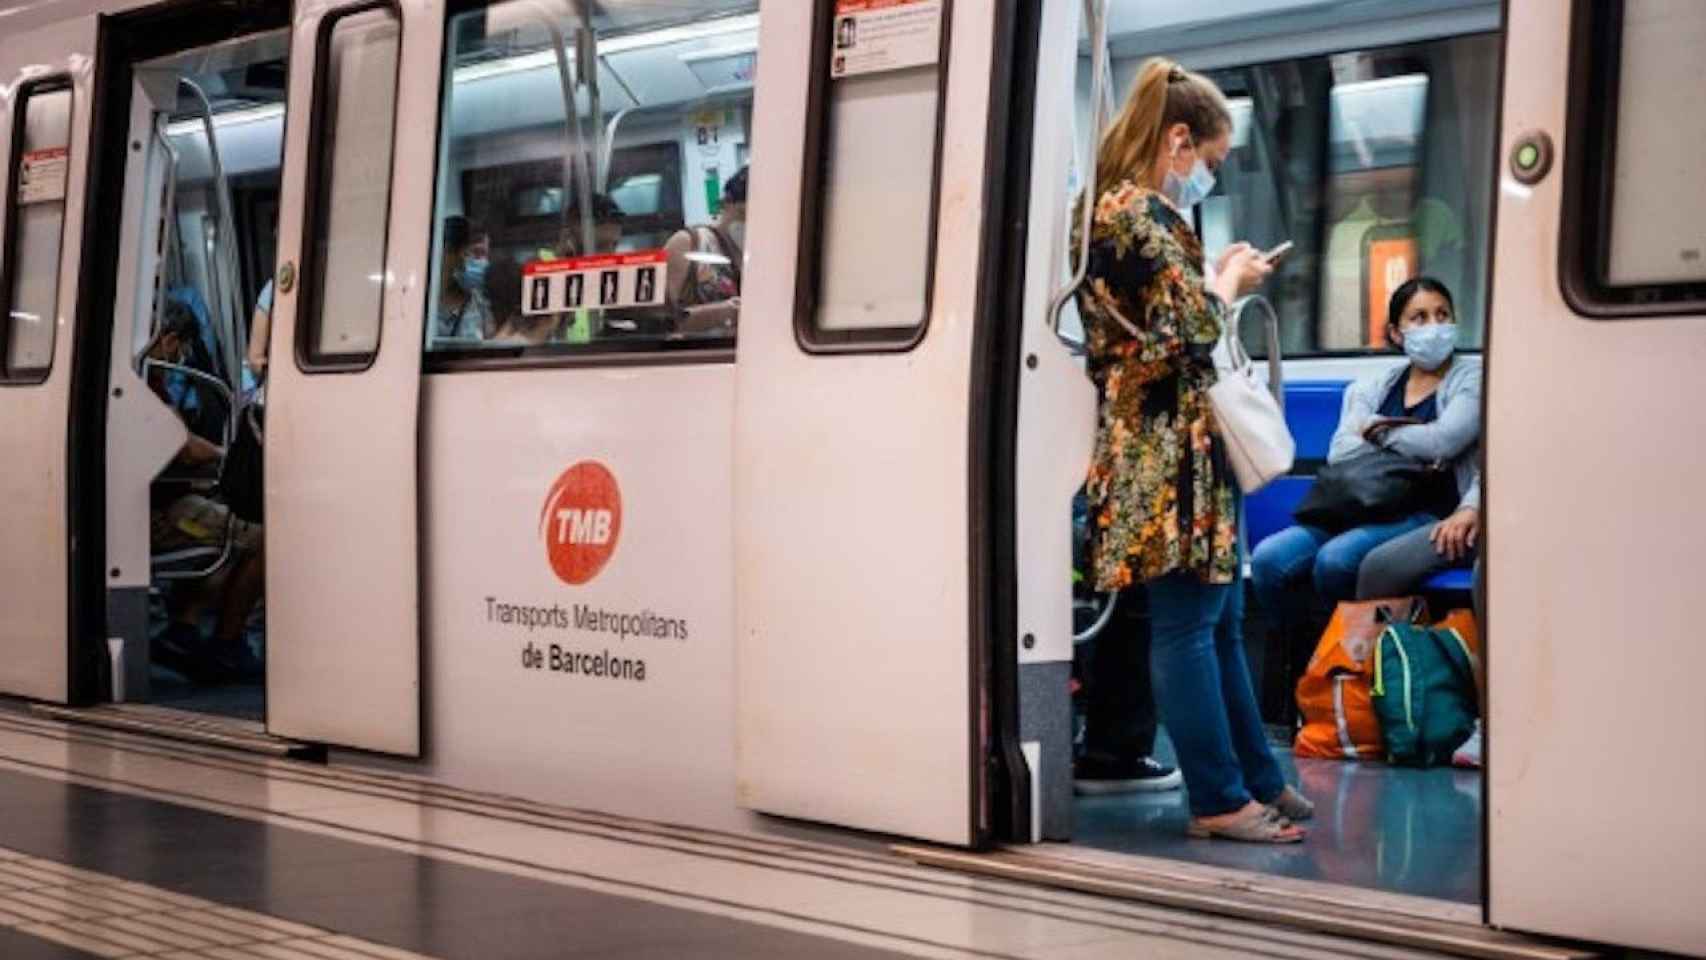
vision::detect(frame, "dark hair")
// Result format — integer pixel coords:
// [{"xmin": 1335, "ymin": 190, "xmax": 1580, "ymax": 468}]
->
[
  {"xmin": 1096, "ymin": 58, "xmax": 1231, "ymax": 199},
  {"xmin": 569, "ymin": 192, "xmax": 625, "ymax": 224},
  {"xmin": 484, "ymin": 256, "xmax": 523, "ymax": 330},
  {"xmin": 443, "ymin": 215, "xmax": 474, "ymax": 253},
  {"xmin": 158, "ymin": 300, "xmax": 200, "ymax": 342},
  {"xmin": 1386, "ymin": 276, "xmax": 1455, "ymax": 336},
  {"xmin": 723, "ymin": 166, "xmax": 749, "ymax": 206}
]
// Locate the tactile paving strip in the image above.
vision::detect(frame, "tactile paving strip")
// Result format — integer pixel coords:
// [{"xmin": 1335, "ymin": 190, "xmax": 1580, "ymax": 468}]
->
[{"xmin": 0, "ymin": 846, "xmax": 436, "ymax": 960}]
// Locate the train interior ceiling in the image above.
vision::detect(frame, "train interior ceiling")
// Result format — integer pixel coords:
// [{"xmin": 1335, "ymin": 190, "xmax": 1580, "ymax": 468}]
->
[
  {"xmin": 1051, "ymin": 0, "xmax": 1501, "ymax": 910},
  {"xmin": 111, "ymin": 4, "xmax": 760, "ymax": 716},
  {"xmin": 103, "ymin": 0, "xmax": 1496, "ymax": 916}
]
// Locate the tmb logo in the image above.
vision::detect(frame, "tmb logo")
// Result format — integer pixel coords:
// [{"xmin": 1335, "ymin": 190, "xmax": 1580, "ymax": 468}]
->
[{"xmin": 539, "ymin": 461, "xmax": 622, "ymax": 585}]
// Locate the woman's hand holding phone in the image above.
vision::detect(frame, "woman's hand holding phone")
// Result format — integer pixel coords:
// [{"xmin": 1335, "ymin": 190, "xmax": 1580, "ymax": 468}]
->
[
  {"xmin": 1212, "ymin": 245, "xmax": 1273, "ymax": 304},
  {"xmin": 1260, "ymin": 240, "xmax": 1295, "ymax": 267}
]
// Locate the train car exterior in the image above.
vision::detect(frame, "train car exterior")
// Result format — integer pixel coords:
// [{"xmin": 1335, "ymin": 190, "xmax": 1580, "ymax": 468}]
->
[{"xmin": 0, "ymin": 0, "xmax": 1701, "ymax": 955}]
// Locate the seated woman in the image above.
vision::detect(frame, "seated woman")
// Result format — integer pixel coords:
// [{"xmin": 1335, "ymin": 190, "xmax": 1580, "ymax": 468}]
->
[
  {"xmin": 1356, "ymin": 464, "xmax": 1479, "ymax": 600},
  {"xmin": 484, "ymin": 256, "xmax": 559, "ymax": 346},
  {"xmin": 1251, "ymin": 276, "xmax": 1481, "ymax": 644}
]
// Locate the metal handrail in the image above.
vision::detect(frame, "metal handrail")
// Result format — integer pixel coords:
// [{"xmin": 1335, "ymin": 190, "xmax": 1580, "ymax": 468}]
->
[
  {"xmin": 575, "ymin": 3, "xmax": 602, "ymax": 198},
  {"xmin": 1072, "ymin": 592, "xmax": 1119, "ymax": 646},
  {"xmin": 178, "ymin": 79, "xmax": 248, "ymax": 395},
  {"xmin": 151, "ymin": 115, "xmax": 183, "ymax": 346},
  {"xmin": 142, "ymin": 357, "xmax": 238, "ymax": 581},
  {"xmin": 599, "ymin": 107, "xmax": 633, "ymax": 194},
  {"xmin": 1046, "ymin": 0, "xmax": 1112, "ymax": 350},
  {"xmin": 515, "ymin": 0, "xmax": 598, "ymax": 260}
]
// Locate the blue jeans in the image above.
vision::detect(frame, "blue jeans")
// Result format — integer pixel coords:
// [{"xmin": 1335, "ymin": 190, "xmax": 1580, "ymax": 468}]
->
[
  {"xmin": 1249, "ymin": 514, "xmax": 1437, "ymax": 637},
  {"xmin": 1148, "ymin": 569, "xmax": 1287, "ymax": 817}
]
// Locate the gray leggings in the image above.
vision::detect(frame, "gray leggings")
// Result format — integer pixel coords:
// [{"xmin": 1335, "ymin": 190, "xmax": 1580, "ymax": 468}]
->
[{"xmin": 1355, "ymin": 521, "xmax": 1477, "ymax": 600}]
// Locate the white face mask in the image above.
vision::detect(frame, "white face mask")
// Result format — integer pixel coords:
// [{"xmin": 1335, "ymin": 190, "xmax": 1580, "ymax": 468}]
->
[
  {"xmin": 1162, "ymin": 137, "xmax": 1216, "ymax": 209},
  {"xmin": 1401, "ymin": 322, "xmax": 1458, "ymax": 371}
]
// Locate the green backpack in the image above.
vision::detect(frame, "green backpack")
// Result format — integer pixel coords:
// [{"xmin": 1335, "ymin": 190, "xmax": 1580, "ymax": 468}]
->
[{"xmin": 1370, "ymin": 622, "xmax": 1479, "ymax": 767}]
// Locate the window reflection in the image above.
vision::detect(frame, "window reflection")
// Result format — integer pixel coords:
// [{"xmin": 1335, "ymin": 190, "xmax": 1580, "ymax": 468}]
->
[
  {"xmin": 1196, "ymin": 34, "xmax": 1501, "ymax": 355},
  {"xmin": 425, "ymin": 1, "xmax": 757, "ymax": 358}
]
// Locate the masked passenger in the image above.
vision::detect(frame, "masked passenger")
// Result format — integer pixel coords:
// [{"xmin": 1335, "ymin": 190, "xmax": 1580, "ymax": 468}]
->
[
  {"xmin": 1251, "ymin": 276, "xmax": 1482, "ymax": 685},
  {"xmin": 1075, "ymin": 58, "xmax": 1309, "ymax": 843},
  {"xmin": 146, "ymin": 303, "xmax": 266, "ymax": 683},
  {"xmin": 435, "ymin": 215, "xmax": 492, "ymax": 341}
]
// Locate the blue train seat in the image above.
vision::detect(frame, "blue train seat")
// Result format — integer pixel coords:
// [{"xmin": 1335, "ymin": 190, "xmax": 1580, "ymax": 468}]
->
[
  {"xmin": 1246, "ymin": 379, "xmax": 1472, "ymax": 594},
  {"xmin": 1281, "ymin": 380, "xmax": 1347, "ymax": 462}
]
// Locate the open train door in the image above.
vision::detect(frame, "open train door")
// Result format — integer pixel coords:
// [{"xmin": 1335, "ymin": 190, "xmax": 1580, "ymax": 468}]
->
[
  {"xmin": 264, "ymin": 0, "xmax": 437, "ymax": 754},
  {"xmin": 734, "ymin": 0, "xmax": 1028, "ymax": 845},
  {"xmin": 0, "ymin": 20, "xmax": 96, "ymax": 704},
  {"xmin": 1487, "ymin": 0, "xmax": 1706, "ymax": 953}
]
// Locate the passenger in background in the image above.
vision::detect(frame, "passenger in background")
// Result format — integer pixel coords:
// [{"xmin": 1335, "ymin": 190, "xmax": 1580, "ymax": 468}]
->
[
  {"xmin": 488, "ymin": 256, "xmax": 560, "ymax": 345},
  {"xmin": 246, "ymin": 217, "xmax": 278, "ymax": 383},
  {"xmin": 1075, "ymin": 58, "xmax": 1308, "ymax": 842},
  {"xmin": 246, "ymin": 278, "xmax": 273, "ymax": 383},
  {"xmin": 665, "ymin": 165, "xmax": 745, "ymax": 335},
  {"xmin": 1251, "ymin": 276, "xmax": 1481, "ymax": 659},
  {"xmin": 568, "ymin": 192, "xmax": 627, "ymax": 254},
  {"xmin": 435, "ymin": 215, "xmax": 493, "ymax": 341},
  {"xmin": 146, "ymin": 303, "xmax": 266, "ymax": 683}
]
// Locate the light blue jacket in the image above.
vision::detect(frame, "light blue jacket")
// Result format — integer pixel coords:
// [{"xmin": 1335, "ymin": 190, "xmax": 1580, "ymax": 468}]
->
[{"xmin": 1327, "ymin": 355, "xmax": 1482, "ymax": 513}]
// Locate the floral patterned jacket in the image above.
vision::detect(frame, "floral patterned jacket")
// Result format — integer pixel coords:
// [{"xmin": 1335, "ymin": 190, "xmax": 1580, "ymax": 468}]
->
[{"xmin": 1075, "ymin": 181, "xmax": 1239, "ymax": 589}]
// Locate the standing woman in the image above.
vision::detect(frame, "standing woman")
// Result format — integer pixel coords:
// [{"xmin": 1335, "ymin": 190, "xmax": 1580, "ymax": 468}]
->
[{"xmin": 1076, "ymin": 58, "xmax": 1310, "ymax": 842}]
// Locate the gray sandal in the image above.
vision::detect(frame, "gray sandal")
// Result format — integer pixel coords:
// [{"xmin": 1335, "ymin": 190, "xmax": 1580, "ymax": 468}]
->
[
  {"xmin": 1267, "ymin": 786, "xmax": 1315, "ymax": 822},
  {"xmin": 1187, "ymin": 804, "xmax": 1305, "ymax": 843}
]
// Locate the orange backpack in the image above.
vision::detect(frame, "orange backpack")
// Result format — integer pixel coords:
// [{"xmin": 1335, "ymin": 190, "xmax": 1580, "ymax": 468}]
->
[
  {"xmin": 1294, "ymin": 598, "xmax": 1421, "ymax": 760},
  {"xmin": 1296, "ymin": 598, "xmax": 1482, "ymax": 760}
]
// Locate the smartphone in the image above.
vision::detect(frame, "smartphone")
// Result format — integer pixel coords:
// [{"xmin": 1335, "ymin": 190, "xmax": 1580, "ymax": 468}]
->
[{"xmin": 1261, "ymin": 240, "xmax": 1295, "ymax": 266}]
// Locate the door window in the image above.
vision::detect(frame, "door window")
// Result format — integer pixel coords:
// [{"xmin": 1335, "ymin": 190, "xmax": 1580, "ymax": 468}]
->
[
  {"xmin": 1, "ymin": 79, "xmax": 74, "ymax": 384},
  {"xmin": 798, "ymin": 0, "xmax": 949, "ymax": 350},
  {"xmin": 1561, "ymin": 0, "xmax": 1706, "ymax": 315},
  {"xmin": 298, "ymin": 6, "xmax": 403, "ymax": 370}
]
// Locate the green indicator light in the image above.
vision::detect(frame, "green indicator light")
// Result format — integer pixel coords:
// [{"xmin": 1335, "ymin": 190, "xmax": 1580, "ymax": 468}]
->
[{"xmin": 1516, "ymin": 143, "xmax": 1539, "ymax": 170}]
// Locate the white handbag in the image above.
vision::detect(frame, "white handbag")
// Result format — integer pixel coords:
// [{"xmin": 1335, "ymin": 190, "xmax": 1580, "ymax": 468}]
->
[{"xmin": 1208, "ymin": 296, "xmax": 1295, "ymax": 493}]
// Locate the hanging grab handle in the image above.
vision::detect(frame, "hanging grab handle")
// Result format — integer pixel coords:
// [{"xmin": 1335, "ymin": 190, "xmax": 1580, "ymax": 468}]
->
[{"xmin": 1045, "ymin": 0, "xmax": 1112, "ymax": 350}]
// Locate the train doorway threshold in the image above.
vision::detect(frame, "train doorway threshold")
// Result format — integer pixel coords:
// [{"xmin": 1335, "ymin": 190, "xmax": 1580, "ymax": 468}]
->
[
  {"xmin": 895, "ymin": 843, "xmax": 1595, "ymax": 960},
  {"xmin": 28, "ymin": 703, "xmax": 320, "ymax": 760}
]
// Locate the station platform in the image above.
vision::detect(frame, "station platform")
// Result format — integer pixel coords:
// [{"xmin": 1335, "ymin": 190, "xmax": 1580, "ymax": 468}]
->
[{"xmin": 0, "ymin": 701, "xmax": 1513, "ymax": 960}]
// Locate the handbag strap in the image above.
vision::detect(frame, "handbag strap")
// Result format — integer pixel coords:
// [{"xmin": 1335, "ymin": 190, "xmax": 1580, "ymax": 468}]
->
[
  {"xmin": 1226, "ymin": 295, "xmax": 1285, "ymax": 407},
  {"xmin": 1374, "ymin": 596, "xmax": 1429, "ymax": 626}
]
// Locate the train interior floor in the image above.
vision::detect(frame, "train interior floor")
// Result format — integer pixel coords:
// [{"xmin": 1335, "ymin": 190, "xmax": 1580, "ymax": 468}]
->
[
  {"xmin": 1073, "ymin": 731, "xmax": 1482, "ymax": 905},
  {"xmin": 148, "ymin": 673, "xmax": 265, "ymax": 722}
]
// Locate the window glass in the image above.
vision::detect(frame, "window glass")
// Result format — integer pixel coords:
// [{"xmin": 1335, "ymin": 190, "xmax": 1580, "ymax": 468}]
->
[
  {"xmin": 1200, "ymin": 33, "xmax": 1501, "ymax": 355},
  {"xmin": 302, "ymin": 7, "xmax": 401, "ymax": 368},
  {"xmin": 1605, "ymin": 0, "xmax": 1706, "ymax": 287},
  {"xmin": 802, "ymin": 0, "xmax": 946, "ymax": 345},
  {"xmin": 3, "ymin": 82, "xmax": 74, "ymax": 383},
  {"xmin": 426, "ymin": 0, "xmax": 758, "ymax": 361}
]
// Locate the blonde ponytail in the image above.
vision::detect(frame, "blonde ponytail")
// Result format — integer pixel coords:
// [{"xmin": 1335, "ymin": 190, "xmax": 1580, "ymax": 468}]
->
[{"xmin": 1093, "ymin": 58, "xmax": 1231, "ymax": 200}]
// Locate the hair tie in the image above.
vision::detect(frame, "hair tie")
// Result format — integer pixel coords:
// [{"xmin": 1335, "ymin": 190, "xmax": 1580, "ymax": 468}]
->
[{"xmin": 1168, "ymin": 66, "xmax": 1186, "ymax": 83}]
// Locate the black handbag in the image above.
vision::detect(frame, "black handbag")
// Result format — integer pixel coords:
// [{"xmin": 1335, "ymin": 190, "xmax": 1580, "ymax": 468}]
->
[
  {"xmin": 1293, "ymin": 447, "xmax": 1453, "ymax": 532},
  {"xmin": 219, "ymin": 401, "xmax": 265, "ymax": 525}
]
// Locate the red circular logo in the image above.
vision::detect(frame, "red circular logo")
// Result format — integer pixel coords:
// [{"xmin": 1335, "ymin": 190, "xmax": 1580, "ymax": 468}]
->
[{"xmin": 539, "ymin": 462, "xmax": 622, "ymax": 585}]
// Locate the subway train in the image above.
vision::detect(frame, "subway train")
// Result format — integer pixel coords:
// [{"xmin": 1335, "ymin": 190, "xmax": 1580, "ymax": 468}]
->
[{"xmin": 0, "ymin": 0, "xmax": 1699, "ymax": 955}]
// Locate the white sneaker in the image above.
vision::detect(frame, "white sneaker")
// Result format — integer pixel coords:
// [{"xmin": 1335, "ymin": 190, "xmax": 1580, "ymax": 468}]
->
[{"xmin": 1452, "ymin": 721, "xmax": 1483, "ymax": 769}]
